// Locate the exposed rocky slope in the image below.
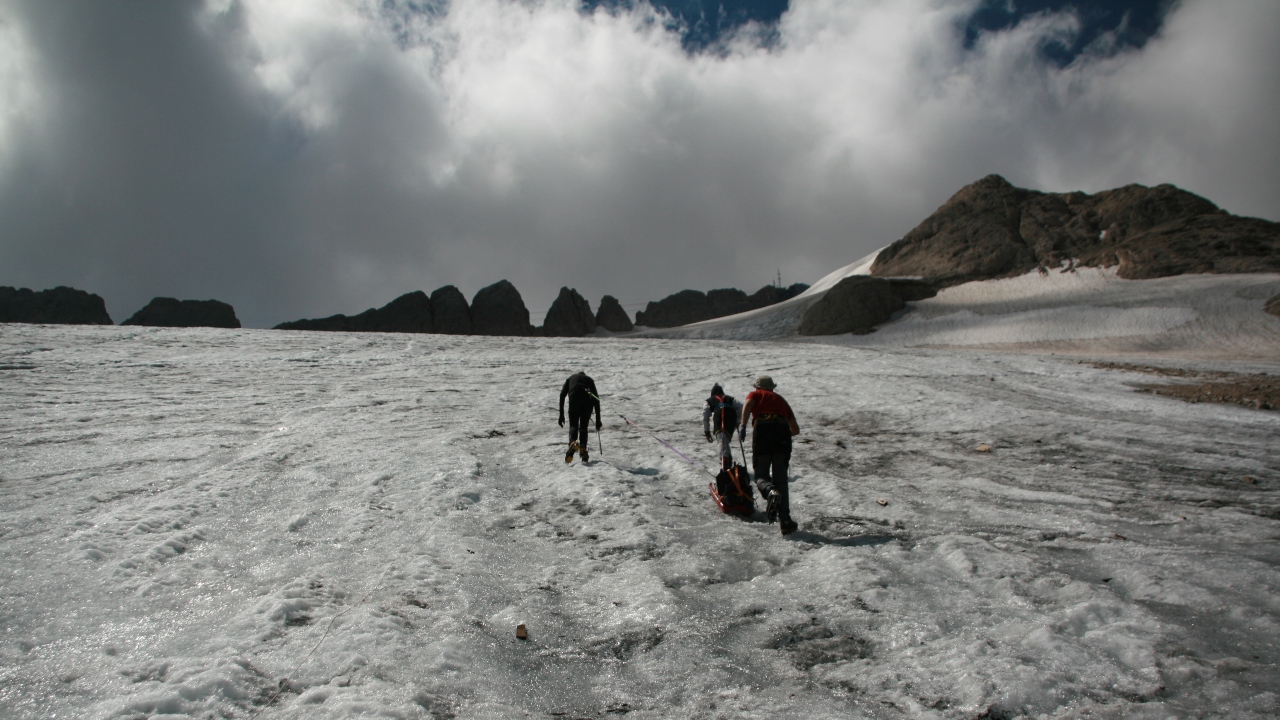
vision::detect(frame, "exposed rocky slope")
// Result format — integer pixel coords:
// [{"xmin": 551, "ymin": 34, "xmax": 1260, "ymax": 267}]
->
[
  {"xmin": 275, "ymin": 291, "xmax": 433, "ymax": 333},
  {"xmin": 121, "ymin": 298, "xmax": 240, "ymax": 328},
  {"xmin": 541, "ymin": 287, "xmax": 595, "ymax": 337},
  {"xmin": 635, "ymin": 283, "xmax": 809, "ymax": 328},
  {"xmin": 870, "ymin": 174, "xmax": 1280, "ymax": 287},
  {"xmin": 595, "ymin": 295, "xmax": 633, "ymax": 332},
  {"xmin": 1265, "ymin": 293, "xmax": 1280, "ymax": 319},
  {"xmin": 0, "ymin": 286, "xmax": 113, "ymax": 325},
  {"xmin": 798, "ymin": 277, "xmax": 937, "ymax": 336},
  {"xmin": 470, "ymin": 280, "xmax": 531, "ymax": 336},
  {"xmin": 430, "ymin": 285, "xmax": 472, "ymax": 335}
]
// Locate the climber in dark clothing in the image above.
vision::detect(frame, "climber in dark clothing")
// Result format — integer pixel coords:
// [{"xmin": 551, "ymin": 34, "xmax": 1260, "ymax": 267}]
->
[
  {"xmin": 559, "ymin": 372, "xmax": 601, "ymax": 463},
  {"xmin": 740, "ymin": 374, "xmax": 801, "ymax": 535}
]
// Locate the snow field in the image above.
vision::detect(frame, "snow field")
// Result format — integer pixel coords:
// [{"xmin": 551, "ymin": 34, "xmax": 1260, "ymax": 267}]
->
[
  {"xmin": 0, "ymin": 325, "xmax": 1277, "ymax": 719},
  {"xmin": 638, "ymin": 264, "xmax": 1280, "ymax": 362}
]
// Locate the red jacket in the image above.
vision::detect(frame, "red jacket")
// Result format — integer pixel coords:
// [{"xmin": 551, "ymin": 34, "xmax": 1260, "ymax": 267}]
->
[{"xmin": 745, "ymin": 389, "xmax": 794, "ymax": 422}]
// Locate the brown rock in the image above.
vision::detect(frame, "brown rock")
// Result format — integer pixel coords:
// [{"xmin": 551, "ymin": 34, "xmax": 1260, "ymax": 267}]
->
[
  {"xmin": 870, "ymin": 174, "xmax": 1280, "ymax": 286},
  {"xmin": 797, "ymin": 276, "xmax": 904, "ymax": 336}
]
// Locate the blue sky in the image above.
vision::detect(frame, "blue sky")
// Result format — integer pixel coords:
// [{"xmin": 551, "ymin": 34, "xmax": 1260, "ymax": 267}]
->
[
  {"xmin": 594, "ymin": 0, "xmax": 1170, "ymax": 58},
  {"xmin": 0, "ymin": 0, "xmax": 1275, "ymax": 327}
]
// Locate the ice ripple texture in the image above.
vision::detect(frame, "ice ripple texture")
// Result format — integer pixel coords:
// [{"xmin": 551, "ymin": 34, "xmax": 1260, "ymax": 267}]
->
[{"xmin": 0, "ymin": 325, "xmax": 1277, "ymax": 719}]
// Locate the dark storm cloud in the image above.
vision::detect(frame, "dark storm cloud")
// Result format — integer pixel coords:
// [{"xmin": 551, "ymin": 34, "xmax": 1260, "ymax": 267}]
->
[
  {"xmin": 0, "ymin": 2, "xmax": 294, "ymax": 324},
  {"xmin": 1, "ymin": 0, "xmax": 1277, "ymax": 328}
]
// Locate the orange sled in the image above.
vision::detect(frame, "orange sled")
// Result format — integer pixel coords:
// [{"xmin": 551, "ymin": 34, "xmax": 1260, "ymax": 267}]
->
[{"xmin": 710, "ymin": 463, "xmax": 755, "ymax": 516}]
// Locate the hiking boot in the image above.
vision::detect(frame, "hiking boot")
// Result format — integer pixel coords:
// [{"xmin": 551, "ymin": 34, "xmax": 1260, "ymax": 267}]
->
[
  {"xmin": 580, "ymin": 445, "xmax": 590, "ymax": 462},
  {"xmin": 565, "ymin": 442, "xmax": 578, "ymax": 464},
  {"xmin": 780, "ymin": 519, "xmax": 798, "ymax": 536},
  {"xmin": 764, "ymin": 490, "xmax": 778, "ymax": 523}
]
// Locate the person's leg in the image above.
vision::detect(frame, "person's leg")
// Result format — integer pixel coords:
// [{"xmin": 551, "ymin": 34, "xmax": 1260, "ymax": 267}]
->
[
  {"xmin": 566, "ymin": 396, "xmax": 587, "ymax": 460},
  {"xmin": 773, "ymin": 452, "xmax": 792, "ymax": 521},
  {"xmin": 575, "ymin": 411, "xmax": 590, "ymax": 459},
  {"xmin": 752, "ymin": 452, "xmax": 774, "ymax": 497},
  {"xmin": 774, "ymin": 445, "xmax": 797, "ymax": 532},
  {"xmin": 568, "ymin": 396, "xmax": 588, "ymax": 444},
  {"xmin": 718, "ymin": 431, "xmax": 732, "ymax": 469}
]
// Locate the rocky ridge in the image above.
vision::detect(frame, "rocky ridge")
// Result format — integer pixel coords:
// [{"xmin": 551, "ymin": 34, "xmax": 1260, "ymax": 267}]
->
[
  {"xmin": 0, "ymin": 286, "xmax": 113, "ymax": 325},
  {"xmin": 869, "ymin": 174, "xmax": 1280, "ymax": 287},
  {"xmin": 122, "ymin": 298, "xmax": 241, "ymax": 328},
  {"xmin": 275, "ymin": 291, "xmax": 433, "ymax": 333},
  {"xmin": 798, "ymin": 277, "xmax": 937, "ymax": 336},
  {"xmin": 635, "ymin": 283, "xmax": 810, "ymax": 328}
]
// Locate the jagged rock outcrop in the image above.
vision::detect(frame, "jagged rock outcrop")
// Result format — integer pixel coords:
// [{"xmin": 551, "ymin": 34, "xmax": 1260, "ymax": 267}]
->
[
  {"xmin": 595, "ymin": 295, "xmax": 634, "ymax": 332},
  {"xmin": 542, "ymin": 287, "xmax": 596, "ymax": 337},
  {"xmin": 470, "ymin": 280, "xmax": 531, "ymax": 336},
  {"xmin": 0, "ymin": 286, "xmax": 113, "ymax": 325},
  {"xmin": 707, "ymin": 288, "xmax": 752, "ymax": 318},
  {"xmin": 275, "ymin": 291, "xmax": 432, "ymax": 333},
  {"xmin": 430, "ymin": 285, "xmax": 472, "ymax": 335},
  {"xmin": 635, "ymin": 290, "xmax": 714, "ymax": 328},
  {"xmin": 122, "ymin": 298, "xmax": 241, "ymax": 328},
  {"xmin": 746, "ymin": 283, "xmax": 810, "ymax": 309},
  {"xmin": 870, "ymin": 174, "xmax": 1280, "ymax": 287},
  {"xmin": 798, "ymin": 276, "xmax": 906, "ymax": 336},
  {"xmin": 274, "ymin": 312, "xmax": 349, "ymax": 332},
  {"xmin": 1266, "ymin": 293, "xmax": 1280, "ymax": 319},
  {"xmin": 634, "ymin": 283, "xmax": 810, "ymax": 328}
]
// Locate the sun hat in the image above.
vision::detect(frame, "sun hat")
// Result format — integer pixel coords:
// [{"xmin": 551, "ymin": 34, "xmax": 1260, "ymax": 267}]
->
[{"xmin": 753, "ymin": 375, "xmax": 776, "ymax": 390}]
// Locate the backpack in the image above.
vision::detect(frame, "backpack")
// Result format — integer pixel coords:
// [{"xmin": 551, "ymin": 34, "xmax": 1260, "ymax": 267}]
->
[
  {"xmin": 711, "ymin": 463, "xmax": 754, "ymax": 516},
  {"xmin": 709, "ymin": 394, "xmax": 738, "ymax": 433}
]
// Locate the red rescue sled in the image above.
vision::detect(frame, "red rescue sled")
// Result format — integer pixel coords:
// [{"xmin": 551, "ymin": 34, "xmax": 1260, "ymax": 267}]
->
[{"xmin": 710, "ymin": 463, "xmax": 755, "ymax": 516}]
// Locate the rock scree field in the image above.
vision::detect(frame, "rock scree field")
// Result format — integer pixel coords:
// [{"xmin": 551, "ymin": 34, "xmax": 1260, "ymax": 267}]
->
[{"xmin": 0, "ymin": 325, "xmax": 1277, "ymax": 719}]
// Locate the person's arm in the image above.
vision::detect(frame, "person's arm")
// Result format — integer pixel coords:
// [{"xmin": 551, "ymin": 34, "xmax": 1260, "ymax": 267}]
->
[
  {"xmin": 784, "ymin": 398, "xmax": 799, "ymax": 436},
  {"xmin": 559, "ymin": 379, "xmax": 568, "ymax": 426},
  {"xmin": 739, "ymin": 396, "xmax": 756, "ymax": 440}
]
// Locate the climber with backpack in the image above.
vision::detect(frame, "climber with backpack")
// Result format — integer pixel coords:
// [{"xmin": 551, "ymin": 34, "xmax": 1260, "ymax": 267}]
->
[
  {"xmin": 704, "ymin": 383, "xmax": 754, "ymax": 516},
  {"xmin": 703, "ymin": 384, "xmax": 744, "ymax": 471},
  {"xmin": 740, "ymin": 375, "xmax": 801, "ymax": 535}
]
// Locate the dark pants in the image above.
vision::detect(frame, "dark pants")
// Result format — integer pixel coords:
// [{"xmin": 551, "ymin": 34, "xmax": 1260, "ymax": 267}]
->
[
  {"xmin": 752, "ymin": 421, "xmax": 792, "ymax": 522},
  {"xmin": 567, "ymin": 395, "xmax": 592, "ymax": 448}
]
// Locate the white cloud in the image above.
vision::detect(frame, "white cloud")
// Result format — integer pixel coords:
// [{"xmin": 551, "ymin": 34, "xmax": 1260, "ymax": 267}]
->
[{"xmin": 1, "ymin": 0, "xmax": 1276, "ymax": 326}]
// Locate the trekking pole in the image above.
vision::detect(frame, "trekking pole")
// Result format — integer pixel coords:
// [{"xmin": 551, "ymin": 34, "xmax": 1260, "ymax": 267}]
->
[{"xmin": 587, "ymin": 390, "xmax": 604, "ymax": 457}]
